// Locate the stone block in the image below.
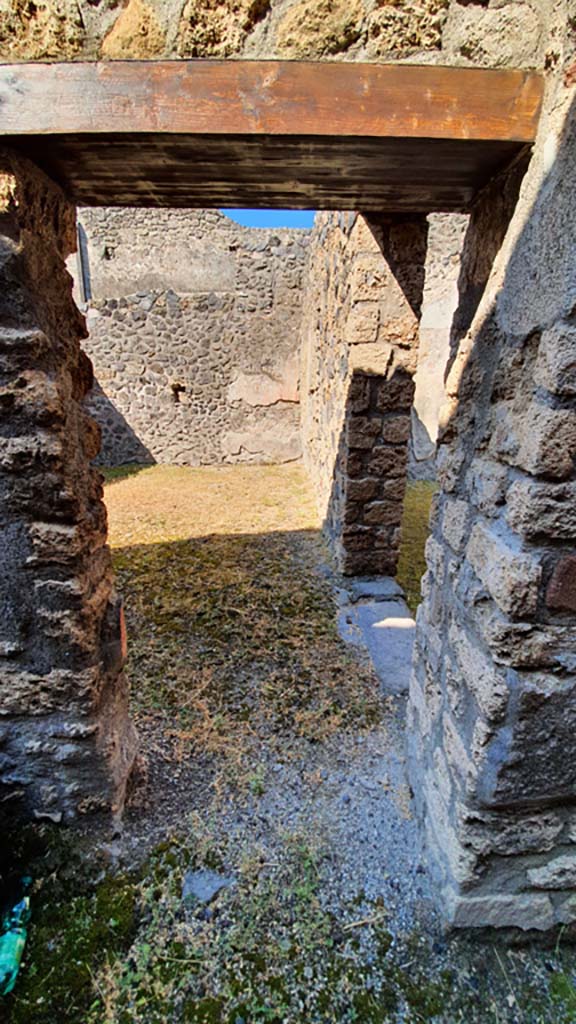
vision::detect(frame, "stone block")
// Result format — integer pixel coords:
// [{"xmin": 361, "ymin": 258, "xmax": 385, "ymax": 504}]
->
[
  {"xmin": 457, "ymin": 805, "xmax": 564, "ymax": 858},
  {"xmin": 476, "ymin": 605, "xmax": 576, "ymax": 672},
  {"xmin": 466, "ymin": 521, "xmax": 542, "ymax": 619},
  {"xmin": 475, "ymin": 674, "xmax": 576, "ymax": 810},
  {"xmin": 555, "ymin": 894, "xmax": 576, "ymax": 925},
  {"xmin": 442, "ymin": 1, "xmax": 542, "ymax": 69},
  {"xmin": 533, "ymin": 322, "xmax": 576, "ymax": 397},
  {"xmin": 382, "ymin": 477, "xmax": 406, "ymax": 502},
  {"xmin": 346, "ymin": 477, "xmax": 379, "ymax": 503},
  {"xmin": 442, "ymin": 498, "xmax": 470, "ymax": 553},
  {"xmin": 346, "ymin": 416, "xmax": 382, "ymax": 449},
  {"xmin": 375, "ymin": 368, "xmax": 414, "ymax": 412},
  {"xmin": 528, "ymin": 854, "xmax": 576, "ymax": 890},
  {"xmin": 445, "ymin": 891, "xmax": 555, "ymax": 931},
  {"xmin": 423, "ymin": 773, "xmax": 479, "ymax": 888},
  {"xmin": 347, "ymin": 373, "xmax": 371, "ymax": 413},
  {"xmin": 546, "ymin": 556, "xmax": 576, "ymax": 613},
  {"xmin": 363, "ymin": 500, "xmax": 402, "ymax": 526},
  {"xmin": 348, "ymin": 341, "xmax": 392, "ymax": 376},
  {"xmin": 366, "ymin": 445, "xmax": 407, "ymax": 477},
  {"xmin": 349, "ymin": 255, "xmax": 389, "ymax": 301},
  {"xmin": 424, "ymin": 534, "xmax": 446, "ymax": 585},
  {"xmin": 448, "ymin": 622, "xmax": 509, "ymax": 722},
  {"xmin": 346, "ymin": 302, "xmax": 380, "ymax": 344},
  {"xmin": 506, "ymin": 479, "xmax": 576, "ymax": 541},
  {"xmin": 514, "ymin": 402, "xmax": 576, "ymax": 480},
  {"xmin": 381, "ymin": 415, "xmax": 411, "ymax": 444}
]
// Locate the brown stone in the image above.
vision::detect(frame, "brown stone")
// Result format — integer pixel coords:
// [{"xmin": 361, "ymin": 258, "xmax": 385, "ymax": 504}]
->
[
  {"xmin": 375, "ymin": 368, "xmax": 415, "ymax": 412},
  {"xmin": 0, "ymin": 0, "xmax": 84, "ymax": 61},
  {"xmin": 101, "ymin": 0, "xmax": 166, "ymax": 59},
  {"xmin": 381, "ymin": 415, "xmax": 411, "ymax": 444},
  {"xmin": 345, "ymin": 451, "xmax": 365, "ymax": 478},
  {"xmin": 275, "ymin": 0, "xmax": 363, "ymax": 59},
  {"xmin": 367, "ymin": 445, "xmax": 407, "ymax": 477},
  {"xmin": 178, "ymin": 0, "xmax": 272, "ymax": 57},
  {"xmin": 363, "ymin": 500, "xmax": 402, "ymax": 526},
  {"xmin": 346, "ymin": 416, "xmax": 382, "ymax": 449},
  {"xmin": 546, "ymin": 556, "xmax": 576, "ymax": 613},
  {"xmin": 348, "ymin": 373, "xmax": 371, "ymax": 412},
  {"xmin": 346, "ymin": 477, "xmax": 379, "ymax": 503}
]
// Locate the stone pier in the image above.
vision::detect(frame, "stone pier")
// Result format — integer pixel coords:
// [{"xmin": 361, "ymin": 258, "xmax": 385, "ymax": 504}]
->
[
  {"xmin": 300, "ymin": 212, "xmax": 428, "ymax": 575},
  {"xmin": 0, "ymin": 150, "xmax": 137, "ymax": 823}
]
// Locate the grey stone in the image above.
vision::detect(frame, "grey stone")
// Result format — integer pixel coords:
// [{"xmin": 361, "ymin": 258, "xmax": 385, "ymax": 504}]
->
[
  {"xmin": 528, "ymin": 854, "xmax": 576, "ymax": 890},
  {"xmin": 338, "ymin": 598, "xmax": 415, "ymax": 694},
  {"xmin": 346, "ymin": 577, "xmax": 405, "ymax": 604},
  {"xmin": 182, "ymin": 869, "xmax": 236, "ymax": 904},
  {"xmin": 466, "ymin": 521, "xmax": 541, "ymax": 619},
  {"xmin": 445, "ymin": 891, "xmax": 555, "ymax": 931}
]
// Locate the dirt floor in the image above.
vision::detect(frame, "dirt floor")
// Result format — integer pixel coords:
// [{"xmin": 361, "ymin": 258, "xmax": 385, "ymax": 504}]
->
[{"xmin": 4, "ymin": 465, "xmax": 576, "ymax": 1024}]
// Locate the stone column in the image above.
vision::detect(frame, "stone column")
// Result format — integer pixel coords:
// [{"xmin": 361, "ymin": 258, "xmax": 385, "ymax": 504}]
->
[
  {"xmin": 408, "ymin": 80, "xmax": 576, "ymax": 931},
  {"xmin": 0, "ymin": 149, "xmax": 137, "ymax": 823}
]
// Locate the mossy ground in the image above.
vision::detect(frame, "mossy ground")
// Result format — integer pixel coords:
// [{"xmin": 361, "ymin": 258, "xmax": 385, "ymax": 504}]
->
[
  {"xmin": 4, "ymin": 465, "xmax": 576, "ymax": 1022},
  {"xmin": 397, "ymin": 481, "xmax": 437, "ymax": 615}
]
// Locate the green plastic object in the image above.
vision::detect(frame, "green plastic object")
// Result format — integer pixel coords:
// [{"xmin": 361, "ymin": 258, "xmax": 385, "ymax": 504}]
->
[{"xmin": 0, "ymin": 877, "xmax": 32, "ymax": 996}]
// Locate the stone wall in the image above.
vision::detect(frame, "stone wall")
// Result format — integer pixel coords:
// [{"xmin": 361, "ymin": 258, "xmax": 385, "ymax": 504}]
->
[
  {"xmin": 407, "ymin": 5, "xmax": 576, "ymax": 931},
  {"xmin": 0, "ymin": 150, "xmax": 136, "ymax": 824},
  {"xmin": 75, "ymin": 208, "xmax": 309, "ymax": 466},
  {"xmin": 300, "ymin": 211, "xmax": 428, "ymax": 574},
  {"xmin": 409, "ymin": 213, "xmax": 468, "ymax": 480},
  {"xmin": 0, "ymin": 0, "xmax": 554, "ymax": 69}
]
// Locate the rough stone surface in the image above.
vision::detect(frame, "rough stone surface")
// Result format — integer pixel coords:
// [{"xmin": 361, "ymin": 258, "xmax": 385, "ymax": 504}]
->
[
  {"xmin": 0, "ymin": 0, "xmax": 551, "ymax": 65},
  {"xmin": 101, "ymin": 0, "xmax": 166, "ymax": 58},
  {"xmin": 75, "ymin": 208, "xmax": 309, "ymax": 467},
  {"xmin": 410, "ymin": 213, "xmax": 468, "ymax": 479},
  {"xmin": 300, "ymin": 212, "xmax": 427, "ymax": 576},
  {"xmin": 408, "ymin": 2, "xmax": 576, "ymax": 933},
  {"xmin": 0, "ymin": 149, "xmax": 137, "ymax": 822}
]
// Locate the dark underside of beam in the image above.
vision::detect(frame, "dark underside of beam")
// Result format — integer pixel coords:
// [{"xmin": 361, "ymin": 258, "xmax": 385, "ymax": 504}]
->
[
  {"xmin": 0, "ymin": 61, "xmax": 543, "ymax": 211},
  {"xmin": 8, "ymin": 133, "xmax": 528, "ymax": 211}
]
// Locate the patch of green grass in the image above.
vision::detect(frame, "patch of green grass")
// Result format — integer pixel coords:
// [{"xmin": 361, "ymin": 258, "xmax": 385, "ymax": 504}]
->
[
  {"xmin": 397, "ymin": 481, "xmax": 437, "ymax": 614},
  {"xmin": 100, "ymin": 462, "xmax": 151, "ymax": 485},
  {"xmin": 3, "ymin": 827, "xmax": 138, "ymax": 1024}
]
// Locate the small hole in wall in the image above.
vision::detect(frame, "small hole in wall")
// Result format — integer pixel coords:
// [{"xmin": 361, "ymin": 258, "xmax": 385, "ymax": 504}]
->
[
  {"xmin": 171, "ymin": 382, "xmax": 186, "ymax": 404},
  {"xmin": 103, "ymin": 245, "xmax": 116, "ymax": 261}
]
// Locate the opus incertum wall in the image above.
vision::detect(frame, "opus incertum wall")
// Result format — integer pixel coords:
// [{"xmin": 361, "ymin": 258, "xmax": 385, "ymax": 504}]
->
[
  {"xmin": 74, "ymin": 208, "xmax": 309, "ymax": 467},
  {"xmin": 0, "ymin": 0, "xmax": 574, "ymax": 935}
]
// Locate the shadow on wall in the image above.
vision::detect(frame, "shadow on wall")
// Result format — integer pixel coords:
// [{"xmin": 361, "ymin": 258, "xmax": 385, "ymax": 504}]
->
[
  {"xmin": 318, "ymin": 213, "xmax": 428, "ymax": 577},
  {"xmin": 88, "ymin": 380, "xmax": 156, "ymax": 466},
  {"xmin": 324, "ymin": 368, "xmax": 414, "ymax": 577},
  {"xmin": 444, "ymin": 149, "xmax": 531, "ymax": 383}
]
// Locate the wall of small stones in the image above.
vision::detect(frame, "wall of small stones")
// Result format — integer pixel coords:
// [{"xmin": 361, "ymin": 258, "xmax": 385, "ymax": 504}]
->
[
  {"xmin": 75, "ymin": 208, "xmax": 309, "ymax": 467},
  {"xmin": 0, "ymin": 150, "xmax": 137, "ymax": 824},
  {"xmin": 407, "ymin": 6, "xmax": 576, "ymax": 931},
  {"xmin": 300, "ymin": 211, "xmax": 428, "ymax": 575}
]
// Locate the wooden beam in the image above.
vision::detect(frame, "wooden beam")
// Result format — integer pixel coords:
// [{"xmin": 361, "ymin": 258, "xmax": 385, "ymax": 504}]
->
[
  {"xmin": 0, "ymin": 61, "xmax": 543, "ymax": 211},
  {"xmin": 0, "ymin": 61, "xmax": 543, "ymax": 143}
]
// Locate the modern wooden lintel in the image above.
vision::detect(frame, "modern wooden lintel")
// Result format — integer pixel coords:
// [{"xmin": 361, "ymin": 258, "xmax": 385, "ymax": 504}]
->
[{"xmin": 0, "ymin": 60, "xmax": 544, "ymax": 211}]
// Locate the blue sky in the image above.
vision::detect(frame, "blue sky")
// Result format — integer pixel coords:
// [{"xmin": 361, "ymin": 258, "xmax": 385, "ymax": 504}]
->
[{"xmin": 221, "ymin": 209, "xmax": 316, "ymax": 229}]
